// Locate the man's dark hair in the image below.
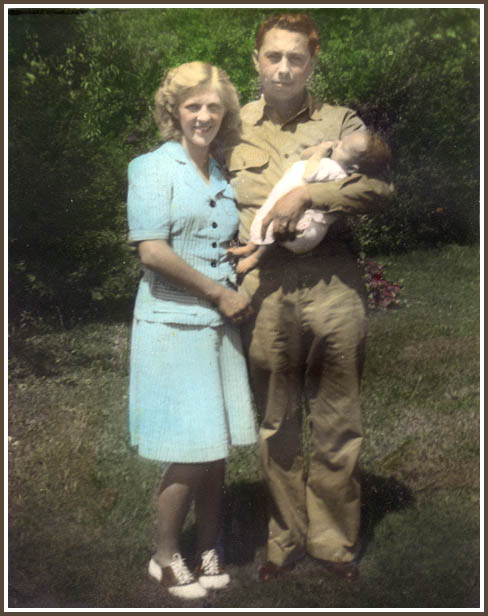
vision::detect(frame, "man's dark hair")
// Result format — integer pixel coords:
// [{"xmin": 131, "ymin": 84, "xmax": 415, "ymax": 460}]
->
[{"xmin": 255, "ymin": 13, "xmax": 320, "ymax": 57}]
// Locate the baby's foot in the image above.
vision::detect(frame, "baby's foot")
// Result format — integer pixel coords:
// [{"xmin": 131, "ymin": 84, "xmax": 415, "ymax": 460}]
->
[{"xmin": 236, "ymin": 254, "xmax": 260, "ymax": 275}]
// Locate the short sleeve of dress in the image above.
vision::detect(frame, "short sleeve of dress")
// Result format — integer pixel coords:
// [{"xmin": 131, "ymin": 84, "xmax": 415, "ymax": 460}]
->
[{"xmin": 127, "ymin": 151, "xmax": 172, "ymax": 245}]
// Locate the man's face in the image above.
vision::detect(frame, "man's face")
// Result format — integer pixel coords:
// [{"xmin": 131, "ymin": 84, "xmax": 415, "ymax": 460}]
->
[{"xmin": 254, "ymin": 28, "xmax": 314, "ymax": 104}]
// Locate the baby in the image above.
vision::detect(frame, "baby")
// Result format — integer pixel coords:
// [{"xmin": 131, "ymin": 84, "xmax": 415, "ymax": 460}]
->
[{"xmin": 228, "ymin": 131, "xmax": 391, "ymax": 275}]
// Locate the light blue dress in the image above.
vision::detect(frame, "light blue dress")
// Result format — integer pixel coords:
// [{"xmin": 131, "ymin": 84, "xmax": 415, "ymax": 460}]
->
[{"xmin": 127, "ymin": 142, "xmax": 257, "ymax": 463}]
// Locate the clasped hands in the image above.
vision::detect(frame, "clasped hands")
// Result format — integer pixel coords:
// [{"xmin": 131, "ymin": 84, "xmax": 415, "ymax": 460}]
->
[{"xmin": 216, "ymin": 286, "xmax": 253, "ymax": 325}]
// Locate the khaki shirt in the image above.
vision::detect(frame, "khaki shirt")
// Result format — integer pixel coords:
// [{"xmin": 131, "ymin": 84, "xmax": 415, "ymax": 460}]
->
[{"xmin": 226, "ymin": 93, "xmax": 393, "ymax": 241}]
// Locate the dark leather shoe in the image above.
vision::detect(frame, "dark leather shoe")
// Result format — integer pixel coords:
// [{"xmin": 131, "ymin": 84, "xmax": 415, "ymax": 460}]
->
[
  {"xmin": 322, "ymin": 560, "xmax": 359, "ymax": 582},
  {"xmin": 258, "ymin": 560, "xmax": 294, "ymax": 582}
]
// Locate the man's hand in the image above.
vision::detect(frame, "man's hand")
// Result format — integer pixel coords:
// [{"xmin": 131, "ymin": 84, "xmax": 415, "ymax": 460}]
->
[{"xmin": 261, "ymin": 185, "xmax": 311, "ymax": 242}]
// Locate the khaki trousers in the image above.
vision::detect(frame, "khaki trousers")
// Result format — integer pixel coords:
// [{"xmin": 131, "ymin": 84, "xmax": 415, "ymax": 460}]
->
[{"xmin": 241, "ymin": 243, "xmax": 367, "ymax": 566}]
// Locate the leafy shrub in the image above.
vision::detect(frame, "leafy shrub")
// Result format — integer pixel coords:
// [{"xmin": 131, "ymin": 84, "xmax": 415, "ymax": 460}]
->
[
  {"xmin": 308, "ymin": 8, "xmax": 480, "ymax": 254},
  {"xmin": 8, "ymin": 7, "xmax": 480, "ymax": 323}
]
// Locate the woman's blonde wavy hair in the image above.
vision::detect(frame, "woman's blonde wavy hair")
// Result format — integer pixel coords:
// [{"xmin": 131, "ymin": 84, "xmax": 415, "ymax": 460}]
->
[{"xmin": 153, "ymin": 61, "xmax": 241, "ymax": 151}]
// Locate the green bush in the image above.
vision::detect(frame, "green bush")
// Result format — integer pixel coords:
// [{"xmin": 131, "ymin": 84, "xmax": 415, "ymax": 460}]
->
[
  {"xmin": 8, "ymin": 8, "xmax": 480, "ymax": 322},
  {"xmin": 308, "ymin": 8, "xmax": 480, "ymax": 253}
]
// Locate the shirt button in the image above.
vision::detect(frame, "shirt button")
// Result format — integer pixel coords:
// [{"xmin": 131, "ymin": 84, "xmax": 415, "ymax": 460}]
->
[
  {"xmin": 212, "ymin": 222, "xmax": 217, "ymax": 228},
  {"xmin": 211, "ymin": 260, "xmax": 217, "ymax": 268},
  {"xmin": 209, "ymin": 199, "xmax": 216, "ymax": 207},
  {"xmin": 284, "ymin": 153, "xmax": 289, "ymax": 158},
  {"xmin": 212, "ymin": 242, "xmax": 217, "ymax": 248}
]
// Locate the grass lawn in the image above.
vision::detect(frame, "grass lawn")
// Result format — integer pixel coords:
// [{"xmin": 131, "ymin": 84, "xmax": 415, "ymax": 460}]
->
[{"xmin": 7, "ymin": 244, "xmax": 480, "ymax": 609}]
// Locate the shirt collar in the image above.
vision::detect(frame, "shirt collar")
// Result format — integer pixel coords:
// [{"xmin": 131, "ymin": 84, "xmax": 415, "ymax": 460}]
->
[{"xmin": 244, "ymin": 91, "xmax": 320, "ymax": 127}]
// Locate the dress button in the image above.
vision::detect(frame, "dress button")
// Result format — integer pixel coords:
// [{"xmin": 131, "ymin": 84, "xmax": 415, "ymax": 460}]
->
[
  {"xmin": 212, "ymin": 222, "xmax": 217, "ymax": 228},
  {"xmin": 211, "ymin": 260, "xmax": 217, "ymax": 268},
  {"xmin": 209, "ymin": 199, "xmax": 216, "ymax": 207},
  {"xmin": 212, "ymin": 242, "xmax": 217, "ymax": 248}
]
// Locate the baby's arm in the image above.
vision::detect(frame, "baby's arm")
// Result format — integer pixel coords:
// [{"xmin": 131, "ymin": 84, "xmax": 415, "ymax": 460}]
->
[{"xmin": 300, "ymin": 141, "xmax": 336, "ymax": 161}]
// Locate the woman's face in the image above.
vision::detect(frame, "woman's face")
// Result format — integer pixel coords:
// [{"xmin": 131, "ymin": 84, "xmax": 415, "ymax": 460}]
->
[{"xmin": 178, "ymin": 87, "xmax": 225, "ymax": 151}]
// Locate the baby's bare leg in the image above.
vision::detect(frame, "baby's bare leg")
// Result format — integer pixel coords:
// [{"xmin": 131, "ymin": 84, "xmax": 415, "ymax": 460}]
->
[
  {"xmin": 227, "ymin": 242, "xmax": 257, "ymax": 258},
  {"xmin": 236, "ymin": 246, "xmax": 268, "ymax": 275}
]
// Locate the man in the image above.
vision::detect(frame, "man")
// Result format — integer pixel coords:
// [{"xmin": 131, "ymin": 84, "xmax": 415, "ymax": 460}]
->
[{"xmin": 226, "ymin": 13, "xmax": 393, "ymax": 581}]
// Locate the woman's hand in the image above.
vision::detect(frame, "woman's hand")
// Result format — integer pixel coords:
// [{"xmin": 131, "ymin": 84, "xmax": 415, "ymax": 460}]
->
[{"xmin": 215, "ymin": 287, "xmax": 253, "ymax": 324}]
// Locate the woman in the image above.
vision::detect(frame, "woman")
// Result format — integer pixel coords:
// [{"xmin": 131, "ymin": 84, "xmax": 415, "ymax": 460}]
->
[{"xmin": 127, "ymin": 62, "xmax": 257, "ymax": 600}]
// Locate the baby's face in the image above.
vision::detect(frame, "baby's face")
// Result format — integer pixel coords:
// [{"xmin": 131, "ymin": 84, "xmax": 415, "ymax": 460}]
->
[{"xmin": 330, "ymin": 132, "xmax": 368, "ymax": 170}]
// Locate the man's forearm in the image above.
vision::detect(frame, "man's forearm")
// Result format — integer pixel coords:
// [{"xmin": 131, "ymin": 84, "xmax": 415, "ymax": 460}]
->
[{"xmin": 307, "ymin": 173, "xmax": 394, "ymax": 216}]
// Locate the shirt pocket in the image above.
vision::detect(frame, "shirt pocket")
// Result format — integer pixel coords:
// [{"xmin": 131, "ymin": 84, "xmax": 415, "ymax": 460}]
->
[{"xmin": 227, "ymin": 144, "xmax": 269, "ymax": 173}]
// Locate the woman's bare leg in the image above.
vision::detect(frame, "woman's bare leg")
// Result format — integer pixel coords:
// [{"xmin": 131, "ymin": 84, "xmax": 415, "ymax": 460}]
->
[
  {"xmin": 154, "ymin": 460, "xmax": 226, "ymax": 565},
  {"xmin": 236, "ymin": 246, "xmax": 269, "ymax": 275},
  {"xmin": 154, "ymin": 464, "xmax": 196, "ymax": 566}
]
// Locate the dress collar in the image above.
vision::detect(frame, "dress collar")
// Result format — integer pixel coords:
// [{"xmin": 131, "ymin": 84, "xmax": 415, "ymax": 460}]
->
[
  {"xmin": 166, "ymin": 141, "xmax": 219, "ymax": 172},
  {"xmin": 164, "ymin": 141, "xmax": 227, "ymax": 193}
]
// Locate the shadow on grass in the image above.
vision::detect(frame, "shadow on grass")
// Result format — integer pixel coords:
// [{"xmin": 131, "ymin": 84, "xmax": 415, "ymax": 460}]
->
[
  {"xmin": 220, "ymin": 473, "xmax": 416, "ymax": 566},
  {"xmin": 7, "ymin": 472, "xmax": 416, "ymax": 608},
  {"xmin": 177, "ymin": 480, "xmax": 268, "ymax": 569},
  {"xmin": 221, "ymin": 480, "xmax": 268, "ymax": 565},
  {"xmin": 180, "ymin": 473, "xmax": 415, "ymax": 568},
  {"xmin": 359, "ymin": 471, "xmax": 415, "ymax": 559}
]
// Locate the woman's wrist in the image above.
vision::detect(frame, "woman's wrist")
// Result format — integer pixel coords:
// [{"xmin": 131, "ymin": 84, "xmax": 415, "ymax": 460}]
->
[{"xmin": 204, "ymin": 282, "xmax": 225, "ymax": 306}]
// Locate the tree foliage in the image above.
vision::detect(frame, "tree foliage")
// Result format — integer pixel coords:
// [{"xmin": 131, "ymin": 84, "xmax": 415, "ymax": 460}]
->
[{"xmin": 8, "ymin": 7, "xmax": 480, "ymax": 323}]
